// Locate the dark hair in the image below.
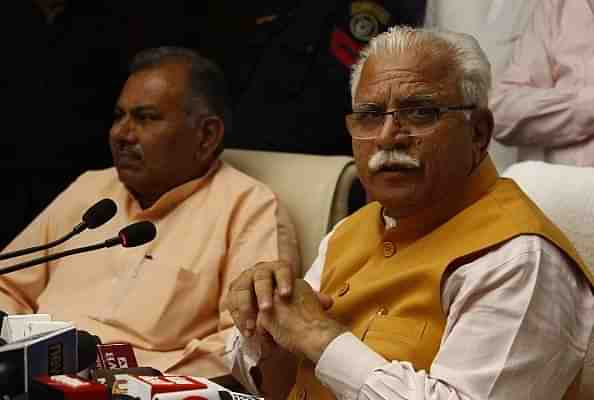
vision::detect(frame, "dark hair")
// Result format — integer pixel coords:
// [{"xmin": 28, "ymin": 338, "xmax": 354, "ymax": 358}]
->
[{"xmin": 129, "ymin": 46, "xmax": 228, "ymax": 120}]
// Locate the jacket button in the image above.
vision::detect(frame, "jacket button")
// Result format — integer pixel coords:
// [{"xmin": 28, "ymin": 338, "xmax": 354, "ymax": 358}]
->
[
  {"xmin": 337, "ymin": 282, "xmax": 350, "ymax": 297},
  {"xmin": 383, "ymin": 241, "xmax": 396, "ymax": 257}
]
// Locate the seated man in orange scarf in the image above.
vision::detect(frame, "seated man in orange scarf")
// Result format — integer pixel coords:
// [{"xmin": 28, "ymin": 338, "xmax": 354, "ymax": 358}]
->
[{"xmin": 225, "ymin": 26, "xmax": 594, "ymax": 399}]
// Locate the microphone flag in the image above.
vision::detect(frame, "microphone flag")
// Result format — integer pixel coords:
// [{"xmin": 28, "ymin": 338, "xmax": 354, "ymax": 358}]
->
[{"xmin": 96, "ymin": 343, "xmax": 138, "ymax": 370}]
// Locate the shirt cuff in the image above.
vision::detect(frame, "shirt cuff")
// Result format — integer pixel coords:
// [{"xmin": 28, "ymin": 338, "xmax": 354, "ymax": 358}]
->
[
  {"xmin": 315, "ymin": 332, "xmax": 387, "ymax": 399},
  {"xmin": 224, "ymin": 327, "xmax": 263, "ymax": 395},
  {"xmin": 572, "ymin": 86, "xmax": 594, "ymax": 142}
]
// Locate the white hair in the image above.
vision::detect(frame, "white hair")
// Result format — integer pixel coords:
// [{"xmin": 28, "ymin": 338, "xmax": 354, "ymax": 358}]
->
[{"xmin": 350, "ymin": 26, "xmax": 492, "ymax": 108}]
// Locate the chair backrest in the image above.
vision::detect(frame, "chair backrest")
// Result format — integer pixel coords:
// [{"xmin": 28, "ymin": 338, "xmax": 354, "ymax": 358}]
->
[
  {"xmin": 221, "ymin": 148, "xmax": 358, "ymax": 273},
  {"xmin": 502, "ymin": 161, "xmax": 594, "ymax": 399}
]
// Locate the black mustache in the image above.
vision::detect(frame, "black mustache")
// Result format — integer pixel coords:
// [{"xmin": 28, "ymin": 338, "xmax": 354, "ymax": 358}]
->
[{"xmin": 116, "ymin": 148, "xmax": 142, "ymax": 159}]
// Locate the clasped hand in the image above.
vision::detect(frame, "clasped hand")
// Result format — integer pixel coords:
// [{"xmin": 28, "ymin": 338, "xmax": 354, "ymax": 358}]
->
[{"xmin": 225, "ymin": 261, "xmax": 346, "ymax": 363}]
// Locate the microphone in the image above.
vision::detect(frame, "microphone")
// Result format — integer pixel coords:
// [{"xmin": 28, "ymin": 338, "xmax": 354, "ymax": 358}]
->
[
  {"xmin": 103, "ymin": 220, "xmax": 157, "ymax": 249},
  {"xmin": 79, "ymin": 198, "xmax": 118, "ymax": 231},
  {"xmin": 77, "ymin": 330, "xmax": 101, "ymax": 372},
  {"xmin": 1, "ymin": 313, "xmax": 69, "ymax": 343},
  {"xmin": 111, "ymin": 375, "xmax": 263, "ymax": 400},
  {"xmin": 31, "ymin": 374, "xmax": 110, "ymax": 400},
  {"xmin": 91, "ymin": 366, "xmax": 162, "ymax": 394},
  {"xmin": 0, "ymin": 326, "xmax": 78, "ymax": 397},
  {"xmin": 0, "ymin": 198, "xmax": 118, "ymax": 261},
  {"xmin": 0, "ymin": 221, "xmax": 157, "ymax": 276},
  {"xmin": 0, "ymin": 328, "xmax": 102, "ymax": 397},
  {"xmin": 95, "ymin": 343, "xmax": 138, "ymax": 370},
  {"xmin": 0, "ymin": 310, "xmax": 7, "ymax": 346}
]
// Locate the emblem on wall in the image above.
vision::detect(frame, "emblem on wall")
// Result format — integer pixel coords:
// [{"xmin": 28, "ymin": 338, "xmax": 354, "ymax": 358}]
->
[{"xmin": 349, "ymin": 1, "xmax": 391, "ymax": 42}]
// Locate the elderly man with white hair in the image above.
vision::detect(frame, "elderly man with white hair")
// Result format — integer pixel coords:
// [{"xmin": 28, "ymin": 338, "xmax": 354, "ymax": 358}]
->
[{"xmin": 224, "ymin": 26, "xmax": 594, "ymax": 400}]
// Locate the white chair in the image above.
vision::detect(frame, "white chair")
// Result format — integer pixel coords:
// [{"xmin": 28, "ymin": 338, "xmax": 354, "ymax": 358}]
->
[
  {"xmin": 502, "ymin": 161, "xmax": 594, "ymax": 399},
  {"xmin": 221, "ymin": 149, "xmax": 358, "ymax": 274}
]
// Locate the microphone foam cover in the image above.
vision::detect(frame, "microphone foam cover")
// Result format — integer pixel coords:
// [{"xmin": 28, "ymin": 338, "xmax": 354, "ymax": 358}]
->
[
  {"xmin": 82, "ymin": 199, "xmax": 117, "ymax": 229},
  {"xmin": 118, "ymin": 221, "xmax": 156, "ymax": 248},
  {"xmin": 76, "ymin": 330, "xmax": 102, "ymax": 372}
]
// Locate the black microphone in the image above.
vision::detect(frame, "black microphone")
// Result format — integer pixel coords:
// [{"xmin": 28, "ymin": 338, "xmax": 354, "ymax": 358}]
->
[
  {"xmin": 0, "ymin": 310, "xmax": 7, "ymax": 346},
  {"xmin": 0, "ymin": 221, "xmax": 157, "ymax": 276},
  {"xmin": 0, "ymin": 329, "xmax": 102, "ymax": 397},
  {"xmin": 0, "ymin": 198, "xmax": 118, "ymax": 261},
  {"xmin": 103, "ymin": 220, "xmax": 157, "ymax": 248},
  {"xmin": 78, "ymin": 198, "xmax": 118, "ymax": 231},
  {"xmin": 76, "ymin": 330, "xmax": 101, "ymax": 372},
  {"xmin": 0, "ymin": 326, "xmax": 78, "ymax": 397}
]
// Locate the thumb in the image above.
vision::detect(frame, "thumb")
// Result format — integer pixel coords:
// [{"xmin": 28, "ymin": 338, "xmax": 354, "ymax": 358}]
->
[{"xmin": 316, "ymin": 292, "xmax": 334, "ymax": 310}]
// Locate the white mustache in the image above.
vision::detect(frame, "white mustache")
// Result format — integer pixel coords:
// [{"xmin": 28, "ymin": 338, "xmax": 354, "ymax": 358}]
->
[{"xmin": 368, "ymin": 150, "xmax": 421, "ymax": 173}]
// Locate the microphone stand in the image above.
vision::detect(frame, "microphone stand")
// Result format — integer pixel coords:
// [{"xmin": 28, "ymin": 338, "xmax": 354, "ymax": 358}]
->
[
  {"xmin": 0, "ymin": 223, "xmax": 85, "ymax": 261},
  {"xmin": 0, "ymin": 237, "xmax": 119, "ymax": 276}
]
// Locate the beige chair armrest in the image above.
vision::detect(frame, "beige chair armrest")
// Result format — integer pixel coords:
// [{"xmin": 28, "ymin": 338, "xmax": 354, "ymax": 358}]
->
[
  {"xmin": 221, "ymin": 149, "xmax": 357, "ymax": 273},
  {"xmin": 503, "ymin": 161, "xmax": 594, "ymax": 400}
]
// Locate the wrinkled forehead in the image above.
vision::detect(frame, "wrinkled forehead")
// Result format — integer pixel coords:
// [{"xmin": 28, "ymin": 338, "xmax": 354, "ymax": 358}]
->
[{"xmin": 355, "ymin": 48, "xmax": 462, "ymax": 106}]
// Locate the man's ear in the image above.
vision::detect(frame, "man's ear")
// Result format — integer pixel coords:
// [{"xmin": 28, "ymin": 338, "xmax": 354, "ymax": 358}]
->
[
  {"xmin": 470, "ymin": 108, "xmax": 494, "ymax": 166},
  {"xmin": 196, "ymin": 116, "xmax": 224, "ymax": 161}
]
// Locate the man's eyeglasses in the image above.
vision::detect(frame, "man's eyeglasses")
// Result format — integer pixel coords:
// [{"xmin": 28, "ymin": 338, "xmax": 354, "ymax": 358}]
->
[{"xmin": 345, "ymin": 105, "xmax": 477, "ymax": 140}]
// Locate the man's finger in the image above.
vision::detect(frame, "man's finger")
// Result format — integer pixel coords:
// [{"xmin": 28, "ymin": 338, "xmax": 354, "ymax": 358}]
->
[
  {"xmin": 253, "ymin": 267, "xmax": 275, "ymax": 310},
  {"xmin": 273, "ymin": 262, "xmax": 294, "ymax": 297},
  {"xmin": 230, "ymin": 274, "xmax": 259, "ymax": 336}
]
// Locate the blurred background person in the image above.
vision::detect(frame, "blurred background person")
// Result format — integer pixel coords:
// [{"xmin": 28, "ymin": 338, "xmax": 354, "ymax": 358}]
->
[
  {"xmin": 221, "ymin": 0, "xmax": 428, "ymax": 212},
  {"xmin": 490, "ymin": 0, "xmax": 594, "ymax": 166},
  {"xmin": 225, "ymin": 0, "xmax": 427, "ymax": 156},
  {"xmin": 429, "ymin": 0, "xmax": 540, "ymax": 172}
]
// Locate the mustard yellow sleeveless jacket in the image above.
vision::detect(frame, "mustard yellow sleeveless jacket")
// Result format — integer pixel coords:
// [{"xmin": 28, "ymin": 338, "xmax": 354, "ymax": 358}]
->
[{"xmin": 288, "ymin": 158, "xmax": 592, "ymax": 400}]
